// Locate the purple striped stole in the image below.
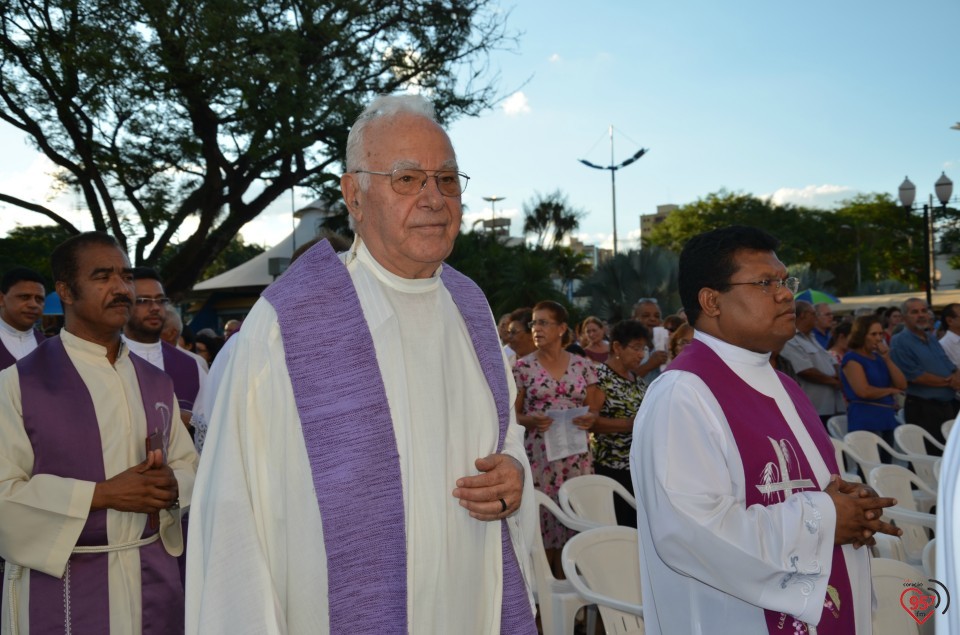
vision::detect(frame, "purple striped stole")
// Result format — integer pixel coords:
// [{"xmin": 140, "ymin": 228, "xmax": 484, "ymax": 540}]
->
[
  {"xmin": 17, "ymin": 336, "xmax": 185, "ymax": 635},
  {"xmin": 669, "ymin": 339, "xmax": 855, "ymax": 634},
  {"xmin": 160, "ymin": 340, "xmax": 201, "ymax": 411},
  {"xmin": 262, "ymin": 240, "xmax": 536, "ymax": 634}
]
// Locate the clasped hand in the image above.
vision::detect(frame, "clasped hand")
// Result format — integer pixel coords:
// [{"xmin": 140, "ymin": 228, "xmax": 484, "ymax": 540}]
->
[
  {"xmin": 825, "ymin": 475, "xmax": 902, "ymax": 548},
  {"xmin": 91, "ymin": 448, "xmax": 179, "ymax": 514},
  {"xmin": 452, "ymin": 453, "xmax": 524, "ymax": 521}
]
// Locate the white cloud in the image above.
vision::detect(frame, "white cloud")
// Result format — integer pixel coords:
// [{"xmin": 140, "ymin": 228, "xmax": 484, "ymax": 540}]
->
[
  {"xmin": 764, "ymin": 184, "xmax": 858, "ymax": 209},
  {"xmin": 502, "ymin": 91, "xmax": 531, "ymax": 117},
  {"xmin": 549, "ymin": 53, "xmax": 561, "ymax": 63}
]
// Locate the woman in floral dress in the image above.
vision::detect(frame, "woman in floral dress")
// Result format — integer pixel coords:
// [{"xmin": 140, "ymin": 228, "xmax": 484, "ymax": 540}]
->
[
  {"xmin": 592, "ymin": 320, "xmax": 650, "ymax": 527},
  {"xmin": 513, "ymin": 301, "xmax": 601, "ymax": 574}
]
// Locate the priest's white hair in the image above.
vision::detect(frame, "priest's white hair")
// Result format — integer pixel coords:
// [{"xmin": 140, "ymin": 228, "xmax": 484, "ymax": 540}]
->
[{"xmin": 345, "ymin": 94, "xmax": 438, "ymax": 183}]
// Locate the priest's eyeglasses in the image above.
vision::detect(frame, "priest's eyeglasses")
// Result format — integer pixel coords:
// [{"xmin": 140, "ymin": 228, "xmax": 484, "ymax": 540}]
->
[
  {"xmin": 726, "ymin": 277, "xmax": 800, "ymax": 295},
  {"xmin": 353, "ymin": 169, "xmax": 470, "ymax": 197},
  {"xmin": 135, "ymin": 297, "xmax": 171, "ymax": 307}
]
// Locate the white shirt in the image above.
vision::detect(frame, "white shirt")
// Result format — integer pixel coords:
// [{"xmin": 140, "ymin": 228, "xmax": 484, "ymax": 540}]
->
[
  {"xmin": 939, "ymin": 330, "xmax": 960, "ymax": 369},
  {"xmin": 937, "ymin": 430, "xmax": 959, "ymax": 634},
  {"xmin": 0, "ymin": 317, "xmax": 39, "ymax": 362},
  {"xmin": 185, "ymin": 242, "xmax": 537, "ymax": 634},
  {"xmin": 631, "ymin": 330, "xmax": 872, "ymax": 635},
  {"xmin": 0, "ymin": 330, "xmax": 198, "ymax": 635}
]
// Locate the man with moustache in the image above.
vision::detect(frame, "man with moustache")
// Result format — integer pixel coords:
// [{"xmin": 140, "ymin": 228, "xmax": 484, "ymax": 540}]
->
[
  {"xmin": 187, "ymin": 95, "xmax": 537, "ymax": 634},
  {"xmin": 0, "ymin": 232, "xmax": 198, "ymax": 634},
  {"xmin": 0, "ymin": 267, "xmax": 46, "ymax": 370},
  {"xmin": 632, "ymin": 225, "xmax": 900, "ymax": 634},
  {"xmin": 890, "ymin": 297, "xmax": 960, "ymax": 453},
  {"xmin": 123, "ymin": 267, "xmax": 207, "ymax": 426}
]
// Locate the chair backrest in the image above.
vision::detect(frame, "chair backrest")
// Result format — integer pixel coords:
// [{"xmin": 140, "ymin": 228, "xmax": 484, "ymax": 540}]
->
[
  {"xmin": 830, "ymin": 438, "xmax": 862, "ymax": 482},
  {"xmin": 922, "ymin": 538, "xmax": 936, "ymax": 579},
  {"xmin": 558, "ymin": 474, "xmax": 636, "ymax": 527},
  {"xmin": 870, "ymin": 558, "xmax": 934, "ymax": 635},
  {"xmin": 532, "ymin": 490, "xmax": 595, "ymax": 635},
  {"xmin": 895, "ymin": 423, "xmax": 945, "ymax": 455},
  {"xmin": 942, "ymin": 418, "xmax": 954, "ymax": 441},
  {"xmin": 870, "ymin": 532, "xmax": 907, "ymax": 562},
  {"xmin": 842, "ymin": 430, "xmax": 886, "ymax": 477},
  {"xmin": 826, "ymin": 414, "xmax": 848, "ymax": 440},
  {"xmin": 561, "ymin": 526, "xmax": 644, "ymax": 635},
  {"xmin": 868, "ymin": 465, "xmax": 937, "ymax": 564}
]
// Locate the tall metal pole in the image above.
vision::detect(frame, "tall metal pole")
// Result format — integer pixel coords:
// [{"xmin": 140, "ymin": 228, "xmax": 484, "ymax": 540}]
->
[
  {"xmin": 925, "ymin": 195, "xmax": 934, "ymax": 307},
  {"xmin": 609, "ymin": 126, "xmax": 618, "ymax": 256}
]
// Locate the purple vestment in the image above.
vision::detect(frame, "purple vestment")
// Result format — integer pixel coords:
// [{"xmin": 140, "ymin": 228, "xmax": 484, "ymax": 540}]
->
[
  {"xmin": 262, "ymin": 240, "xmax": 536, "ymax": 634},
  {"xmin": 0, "ymin": 328, "xmax": 44, "ymax": 370},
  {"xmin": 669, "ymin": 339, "xmax": 856, "ymax": 634},
  {"xmin": 160, "ymin": 340, "xmax": 201, "ymax": 412},
  {"xmin": 17, "ymin": 336, "xmax": 185, "ymax": 634}
]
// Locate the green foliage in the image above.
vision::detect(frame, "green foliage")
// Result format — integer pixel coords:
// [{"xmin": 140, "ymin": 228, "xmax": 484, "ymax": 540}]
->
[
  {"xmin": 0, "ymin": 0, "xmax": 514, "ymax": 294},
  {"xmin": 522, "ymin": 190, "xmax": 584, "ymax": 248},
  {"xmin": 0, "ymin": 224, "xmax": 74, "ymax": 288},
  {"xmin": 577, "ymin": 245, "xmax": 680, "ymax": 322},
  {"xmin": 646, "ymin": 190, "xmax": 923, "ymax": 296}
]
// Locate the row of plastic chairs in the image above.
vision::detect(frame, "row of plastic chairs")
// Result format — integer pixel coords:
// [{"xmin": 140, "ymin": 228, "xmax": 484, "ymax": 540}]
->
[{"xmin": 827, "ymin": 413, "xmax": 952, "ymax": 450}]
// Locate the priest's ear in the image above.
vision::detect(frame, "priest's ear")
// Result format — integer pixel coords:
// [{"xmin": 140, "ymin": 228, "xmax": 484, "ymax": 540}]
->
[
  {"xmin": 55, "ymin": 280, "xmax": 75, "ymax": 307},
  {"xmin": 340, "ymin": 173, "xmax": 363, "ymax": 225},
  {"xmin": 698, "ymin": 287, "xmax": 721, "ymax": 319}
]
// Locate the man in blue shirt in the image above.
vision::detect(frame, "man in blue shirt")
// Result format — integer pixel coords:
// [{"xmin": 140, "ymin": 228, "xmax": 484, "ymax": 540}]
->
[{"xmin": 890, "ymin": 297, "xmax": 960, "ymax": 455}]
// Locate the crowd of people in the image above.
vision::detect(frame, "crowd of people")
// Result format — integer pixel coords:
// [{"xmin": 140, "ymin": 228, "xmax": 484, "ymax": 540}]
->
[{"xmin": 0, "ymin": 91, "xmax": 955, "ymax": 634}]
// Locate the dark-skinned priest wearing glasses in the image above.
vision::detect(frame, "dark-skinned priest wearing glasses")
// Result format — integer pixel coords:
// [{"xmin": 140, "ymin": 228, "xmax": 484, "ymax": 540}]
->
[
  {"xmin": 186, "ymin": 94, "xmax": 537, "ymax": 635},
  {"xmin": 631, "ymin": 225, "xmax": 902, "ymax": 634}
]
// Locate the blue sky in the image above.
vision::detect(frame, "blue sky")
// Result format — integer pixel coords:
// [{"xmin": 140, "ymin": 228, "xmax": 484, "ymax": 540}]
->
[{"xmin": 2, "ymin": 1, "xmax": 958, "ymax": 251}]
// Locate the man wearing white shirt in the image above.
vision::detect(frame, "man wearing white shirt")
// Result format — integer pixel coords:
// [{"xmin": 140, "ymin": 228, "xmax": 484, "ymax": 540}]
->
[
  {"xmin": 631, "ymin": 225, "xmax": 900, "ymax": 634},
  {"xmin": 186, "ymin": 94, "xmax": 537, "ymax": 634},
  {"xmin": 0, "ymin": 267, "xmax": 46, "ymax": 369},
  {"xmin": 938, "ymin": 303, "xmax": 960, "ymax": 368},
  {"xmin": 123, "ymin": 267, "xmax": 207, "ymax": 427}
]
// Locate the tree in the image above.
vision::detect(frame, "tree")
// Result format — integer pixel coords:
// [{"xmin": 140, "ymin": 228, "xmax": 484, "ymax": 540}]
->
[
  {"xmin": 577, "ymin": 246, "xmax": 680, "ymax": 323},
  {"xmin": 0, "ymin": 224, "xmax": 74, "ymax": 288},
  {"xmin": 0, "ymin": 0, "xmax": 514, "ymax": 295},
  {"xmin": 522, "ymin": 190, "xmax": 583, "ymax": 248}
]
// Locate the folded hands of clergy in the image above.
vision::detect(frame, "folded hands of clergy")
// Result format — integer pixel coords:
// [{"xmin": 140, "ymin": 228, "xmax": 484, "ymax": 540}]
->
[
  {"xmin": 825, "ymin": 475, "xmax": 902, "ymax": 548},
  {"xmin": 91, "ymin": 448, "xmax": 180, "ymax": 514},
  {"xmin": 452, "ymin": 453, "xmax": 525, "ymax": 521}
]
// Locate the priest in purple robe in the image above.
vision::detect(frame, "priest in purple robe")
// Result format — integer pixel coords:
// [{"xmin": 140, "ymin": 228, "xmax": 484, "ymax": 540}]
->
[
  {"xmin": 122, "ymin": 266, "xmax": 207, "ymax": 426},
  {"xmin": 0, "ymin": 231, "xmax": 198, "ymax": 634},
  {"xmin": 631, "ymin": 225, "xmax": 902, "ymax": 634},
  {"xmin": 0, "ymin": 267, "xmax": 46, "ymax": 370},
  {"xmin": 185, "ymin": 94, "xmax": 538, "ymax": 634}
]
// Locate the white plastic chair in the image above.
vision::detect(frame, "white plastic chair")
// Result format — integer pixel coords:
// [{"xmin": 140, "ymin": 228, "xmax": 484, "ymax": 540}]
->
[
  {"xmin": 558, "ymin": 474, "xmax": 637, "ymax": 527},
  {"xmin": 532, "ymin": 490, "xmax": 599, "ymax": 635},
  {"xmin": 868, "ymin": 465, "xmax": 937, "ymax": 566},
  {"xmin": 826, "ymin": 414, "xmax": 848, "ymax": 440},
  {"xmin": 922, "ymin": 538, "xmax": 936, "ymax": 579},
  {"xmin": 870, "ymin": 532, "xmax": 907, "ymax": 562},
  {"xmin": 830, "ymin": 437, "xmax": 863, "ymax": 483},
  {"xmin": 942, "ymin": 418, "xmax": 954, "ymax": 441},
  {"xmin": 870, "ymin": 558, "xmax": 935, "ymax": 635},
  {"xmin": 843, "ymin": 431, "xmax": 935, "ymax": 511},
  {"xmin": 561, "ymin": 526, "xmax": 644, "ymax": 635},
  {"xmin": 893, "ymin": 425, "xmax": 944, "ymax": 490}
]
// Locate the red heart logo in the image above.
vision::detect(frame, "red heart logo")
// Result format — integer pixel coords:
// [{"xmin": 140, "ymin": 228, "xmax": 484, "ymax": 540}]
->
[{"xmin": 900, "ymin": 587, "xmax": 936, "ymax": 625}]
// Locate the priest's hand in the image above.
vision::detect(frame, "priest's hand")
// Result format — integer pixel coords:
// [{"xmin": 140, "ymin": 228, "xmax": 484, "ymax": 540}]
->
[
  {"xmin": 453, "ymin": 454, "xmax": 525, "ymax": 521},
  {"xmin": 825, "ymin": 475, "xmax": 902, "ymax": 548},
  {"xmin": 91, "ymin": 450, "xmax": 180, "ymax": 514}
]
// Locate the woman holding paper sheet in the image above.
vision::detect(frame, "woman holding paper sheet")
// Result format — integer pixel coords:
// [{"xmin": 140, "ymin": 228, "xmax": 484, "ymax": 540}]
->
[{"xmin": 513, "ymin": 300, "xmax": 601, "ymax": 576}]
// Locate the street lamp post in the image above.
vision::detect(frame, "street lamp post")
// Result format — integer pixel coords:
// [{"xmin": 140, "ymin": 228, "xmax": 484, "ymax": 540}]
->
[
  {"xmin": 898, "ymin": 173, "xmax": 954, "ymax": 307},
  {"xmin": 482, "ymin": 195, "xmax": 506, "ymax": 223},
  {"xmin": 578, "ymin": 126, "xmax": 648, "ymax": 257}
]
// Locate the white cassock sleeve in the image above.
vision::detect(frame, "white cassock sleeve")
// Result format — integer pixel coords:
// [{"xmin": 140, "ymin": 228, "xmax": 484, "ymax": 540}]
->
[{"xmin": 632, "ymin": 372, "xmax": 838, "ymax": 631}]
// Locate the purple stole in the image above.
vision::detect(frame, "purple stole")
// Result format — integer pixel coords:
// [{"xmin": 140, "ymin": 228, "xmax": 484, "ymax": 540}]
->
[
  {"xmin": 0, "ymin": 328, "xmax": 44, "ymax": 370},
  {"xmin": 669, "ymin": 340, "xmax": 855, "ymax": 634},
  {"xmin": 160, "ymin": 340, "xmax": 201, "ymax": 411},
  {"xmin": 17, "ymin": 336, "xmax": 185, "ymax": 635},
  {"xmin": 262, "ymin": 240, "xmax": 536, "ymax": 634}
]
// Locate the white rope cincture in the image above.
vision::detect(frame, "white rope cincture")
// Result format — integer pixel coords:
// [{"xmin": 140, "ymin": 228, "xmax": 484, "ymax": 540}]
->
[{"xmin": 6, "ymin": 533, "xmax": 160, "ymax": 634}]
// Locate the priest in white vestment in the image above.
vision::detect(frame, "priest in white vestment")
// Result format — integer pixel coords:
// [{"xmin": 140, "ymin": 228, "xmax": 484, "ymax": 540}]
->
[
  {"xmin": 631, "ymin": 226, "xmax": 901, "ymax": 635},
  {"xmin": 186, "ymin": 95, "xmax": 537, "ymax": 634}
]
